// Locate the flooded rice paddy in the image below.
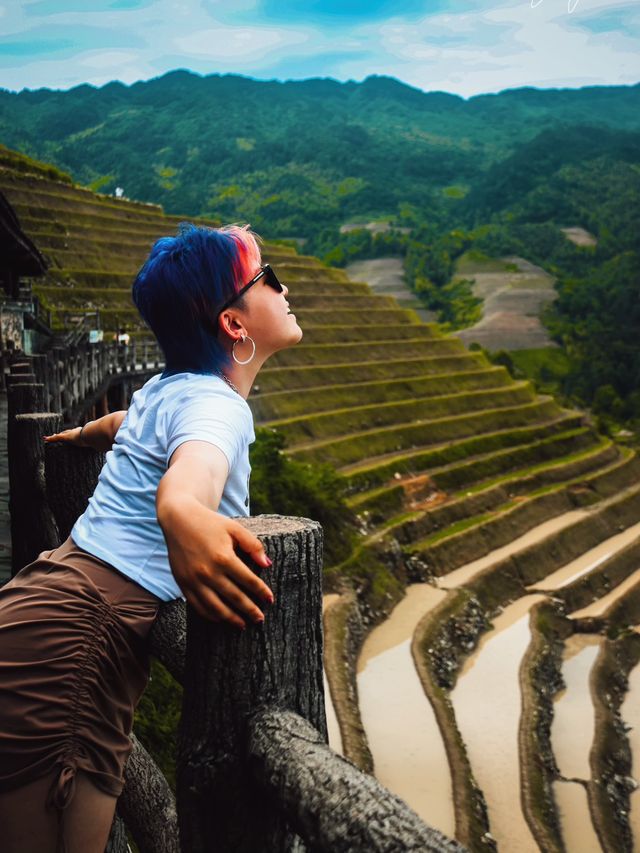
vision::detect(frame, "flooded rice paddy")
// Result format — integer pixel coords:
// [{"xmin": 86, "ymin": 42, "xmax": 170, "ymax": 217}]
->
[{"xmin": 356, "ymin": 584, "xmax": 454, "ymax": 836}]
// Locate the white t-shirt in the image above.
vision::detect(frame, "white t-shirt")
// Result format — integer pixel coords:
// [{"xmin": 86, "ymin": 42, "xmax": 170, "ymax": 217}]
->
[{"xmin": 71, "ymin": 371, "xmax": 255, "ymax": 601}]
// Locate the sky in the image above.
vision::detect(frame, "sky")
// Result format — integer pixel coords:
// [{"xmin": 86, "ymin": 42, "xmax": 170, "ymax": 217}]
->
[{"xmin": 1, "ymin": 0, "xmax": 639, "ymax": 98}]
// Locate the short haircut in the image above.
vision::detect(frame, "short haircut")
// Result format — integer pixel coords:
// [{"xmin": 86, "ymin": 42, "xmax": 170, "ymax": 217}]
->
[{"xmin": 132, "ymin": 222, "xmax": 262, "ymax": 374}]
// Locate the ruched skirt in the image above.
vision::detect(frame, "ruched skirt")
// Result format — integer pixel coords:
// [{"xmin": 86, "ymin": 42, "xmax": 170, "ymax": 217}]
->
[{"xmin": 0, "ymin": 536, "xmax": 161, "ymax": 811}]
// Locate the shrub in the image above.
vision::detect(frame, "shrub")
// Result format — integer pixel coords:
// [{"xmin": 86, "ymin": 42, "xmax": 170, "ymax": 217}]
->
[
  {"xmin": 250, "ymin": 428, "xmax": 357, "ymax": 566},
  {"xmin": 134, "ymin": 658, "xmax": 182, "ymax": 790}
]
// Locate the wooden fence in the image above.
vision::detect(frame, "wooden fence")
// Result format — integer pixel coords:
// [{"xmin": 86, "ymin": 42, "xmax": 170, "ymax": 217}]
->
[
  {"xmin": 1, "ymin": 337, "xmax": 164, "ymax": 423},
  {"xmin": 3, "ymin": 347, "xmax": 467, "ymax": 852}
]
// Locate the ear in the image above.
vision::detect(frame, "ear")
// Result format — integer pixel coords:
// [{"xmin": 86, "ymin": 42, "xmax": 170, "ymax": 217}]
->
[{"xmin": 217, "ymin": 309, "xmax": 246, "ymax": 342}]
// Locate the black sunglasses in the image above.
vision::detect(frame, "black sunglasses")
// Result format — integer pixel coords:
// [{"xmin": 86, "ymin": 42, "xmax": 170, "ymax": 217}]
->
[{"xmin": 217, "ymin": 264, "xmax": 284, "ymax": 317}]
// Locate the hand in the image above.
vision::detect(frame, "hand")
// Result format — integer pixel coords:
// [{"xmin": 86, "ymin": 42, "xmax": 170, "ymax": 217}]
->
[
  {"xmin": 161, "ymin": 498, "xmax": 274, "ymax": 629},
  {"xmin": 43, "ymin": 426, "xmax": 87, "ymax": 447}
]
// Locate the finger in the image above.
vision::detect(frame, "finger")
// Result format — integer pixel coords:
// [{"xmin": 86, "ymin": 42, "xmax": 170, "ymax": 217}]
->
[
  {"xmin": 215, "ymin": 577, "xmax": 265, "ymax": 624},
  {"xmin": 185, "ymin": 583, "xmax": 246, "ymax": 629},
  {"xmin": 43, "ymin": 430, "xmax": 72, "ymax": 443},
  {"xmin": 223, "ymin": 554, "xmax": 274, "ymax": 604},
  {"xmin": 228, "ymin": 523, "xmax": 271, "ymax": 569}
]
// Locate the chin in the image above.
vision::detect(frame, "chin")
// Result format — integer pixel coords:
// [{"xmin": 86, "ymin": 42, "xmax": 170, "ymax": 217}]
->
[{"xmin": 286, "ymin": 315, "xmax": 303, "ymax": 344}]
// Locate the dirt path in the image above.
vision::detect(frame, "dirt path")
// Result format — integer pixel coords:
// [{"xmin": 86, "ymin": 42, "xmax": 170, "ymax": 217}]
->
[
  {"xmin": 534, "ymin": 521, "xmax": 640, "ymax": 592},
  {"xmin": 322, "ymin": 594, "xmax": 344, "ymax": 754},
  {"xmin": 438, "ymin": 507, "xmax": 589, "ymax": 589}
]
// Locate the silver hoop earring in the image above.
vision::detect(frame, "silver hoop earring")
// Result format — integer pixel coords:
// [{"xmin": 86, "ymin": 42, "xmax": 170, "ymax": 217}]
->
[{"xmin": 232, "ymin": 334, "xmax": 256, "ymax": 365}]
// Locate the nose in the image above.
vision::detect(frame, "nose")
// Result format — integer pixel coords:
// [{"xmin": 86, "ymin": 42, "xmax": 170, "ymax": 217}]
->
[{"xmin": 282, "ymin": 283, "xmax": 289, "ymax": 297}]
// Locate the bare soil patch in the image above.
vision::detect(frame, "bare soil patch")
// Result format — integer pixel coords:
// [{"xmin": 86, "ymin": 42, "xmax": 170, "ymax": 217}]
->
[
  {"xmin": 455, "ymin": 255, "xmax": 557, "ymax": 351},
  {"xmin": 345, "ymin": 257, "xmax": 435, "ymax": 322},
  {"xmin": 561, "ymin": 227, "xmax": 597, "ymax": 248}
]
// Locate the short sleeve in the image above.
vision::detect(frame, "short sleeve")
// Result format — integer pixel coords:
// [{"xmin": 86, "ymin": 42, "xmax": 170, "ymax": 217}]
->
[{"xmin": 165, "ymin": 384, "xmax": 252, "ymax": 469}]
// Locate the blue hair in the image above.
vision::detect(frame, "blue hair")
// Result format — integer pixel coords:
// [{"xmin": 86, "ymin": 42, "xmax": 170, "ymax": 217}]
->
[{"xmin": 132, "ymin": 223, "xmax": 260, "ymax": 375}]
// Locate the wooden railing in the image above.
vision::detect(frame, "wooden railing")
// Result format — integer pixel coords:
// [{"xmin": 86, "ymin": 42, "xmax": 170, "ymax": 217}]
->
[
  {"xmin": 2, "ymin": 338, "xmax": 164, "ymax": 424},
  {"xmin": 3, "ymin": 355, "xmax": 468, "ymax": 853}
]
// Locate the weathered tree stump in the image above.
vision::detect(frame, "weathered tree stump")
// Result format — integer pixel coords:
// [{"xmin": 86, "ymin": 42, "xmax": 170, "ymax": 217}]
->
[
  {"xmin": 177, "ymin": 515, "xmax": 325, "ymax": 853},
  {"xmin": 7, "ymin": 382, "xmax": 46, "ymax": 419}
]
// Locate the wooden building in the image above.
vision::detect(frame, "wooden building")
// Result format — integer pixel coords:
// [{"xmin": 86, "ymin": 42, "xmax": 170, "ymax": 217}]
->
[{"xmin": 0, "ymin": 191, "xmax": 51, "ymax": 351}]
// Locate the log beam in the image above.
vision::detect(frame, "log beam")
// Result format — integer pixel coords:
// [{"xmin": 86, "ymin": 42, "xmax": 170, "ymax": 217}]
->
[{"xmin": 248, "ymin": 708, "xmax": 468, "ymax": 853}]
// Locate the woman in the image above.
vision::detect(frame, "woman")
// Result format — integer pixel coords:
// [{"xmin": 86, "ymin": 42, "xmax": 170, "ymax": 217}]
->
[{"xmin": 0, "ymin": 223, "xmax": 303, "ymax": 852}]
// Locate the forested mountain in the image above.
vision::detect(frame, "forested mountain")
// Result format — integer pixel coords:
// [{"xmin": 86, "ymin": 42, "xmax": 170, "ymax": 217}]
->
[{"xmin": 1, "ymin": 71, "xmax": 639, "ymax": 241}]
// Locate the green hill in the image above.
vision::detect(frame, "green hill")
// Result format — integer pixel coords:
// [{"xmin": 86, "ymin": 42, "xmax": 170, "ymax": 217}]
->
[{"xmin": 1, "ymin": 73, "xmax": 638, "ymax": 243}]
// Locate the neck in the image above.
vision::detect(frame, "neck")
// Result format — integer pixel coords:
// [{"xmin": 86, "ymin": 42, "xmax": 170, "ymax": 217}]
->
[{"xmin": 222, "ymin": 353, "xmax": 268, "ymax": 399}]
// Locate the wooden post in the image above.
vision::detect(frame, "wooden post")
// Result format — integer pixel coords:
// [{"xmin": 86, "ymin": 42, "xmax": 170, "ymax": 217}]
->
[
  {"xmin": 0, "ymin": 350, "xmax": 9, "ymax": 391},
  {"xmin": 6, "ymin": 372, "xmax": 36, "ymax": 386},
  {"xmin": 10, "ymin": 413, "xmax": 61, "ymax": 574},
  {"xmin": 49, "ymin": 350, "xmax": 63, "ymax": 415},
  {"xmin": 177, "ymin": 515, "xmax": 325, "ymax": 853},
  {"xmin": 56, "ymin": 346, "xmax": 71, "ymax": 419},
  {"xmin": 44, "ymin": 444, "xmax": 106, "ymax": 541},
  {"xmin": 7, "ymin": 382, "xmax": 46, "ymax": 420},
  {"xmin": 30, "ymin": 354, "xmax": 50, "ymax": 409},
  {"xmin": 7, "ymin": 383, "xmax": 48, "ymax": 575}
]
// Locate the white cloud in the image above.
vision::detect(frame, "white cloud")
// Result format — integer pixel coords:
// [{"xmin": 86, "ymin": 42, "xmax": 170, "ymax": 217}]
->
[
  {"xmin": 331, "ymin": 0, "xmax": 640, "ymax": 95},
  {"xmin": 174, "ymin": 23, "xmax": 310, "ymax": 61},
  {"xmin": 77, "ymin": 50, "xmax": 140, "ymax": 69}
]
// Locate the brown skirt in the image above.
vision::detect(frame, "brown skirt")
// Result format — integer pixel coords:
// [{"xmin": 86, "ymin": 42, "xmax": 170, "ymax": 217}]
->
[{"xmin": 0, "ymin": 536, "xmax": 161, "ymax": 809}]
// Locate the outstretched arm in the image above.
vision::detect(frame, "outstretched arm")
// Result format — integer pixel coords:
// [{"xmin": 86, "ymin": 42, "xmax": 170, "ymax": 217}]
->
[
  {"xmin": 43, "ymin": 410, "xmax": 128, "ymax": 452},
  {"xmin": 157, "ymin": 440, "xmax": 274, "ymax": 629}
]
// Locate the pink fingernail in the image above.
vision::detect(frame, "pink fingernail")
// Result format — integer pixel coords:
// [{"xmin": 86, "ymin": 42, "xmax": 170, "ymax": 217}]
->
[{"xmin": 265, "ymin": 557, "xmax": 273, "ymax": 567}]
